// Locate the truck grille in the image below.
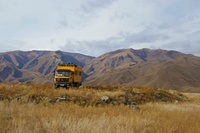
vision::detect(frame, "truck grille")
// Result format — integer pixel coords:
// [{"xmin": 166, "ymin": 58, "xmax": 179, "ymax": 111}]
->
[{"xmin": 56, "ymin": 78, "xmax": 69, "ymax": 82}]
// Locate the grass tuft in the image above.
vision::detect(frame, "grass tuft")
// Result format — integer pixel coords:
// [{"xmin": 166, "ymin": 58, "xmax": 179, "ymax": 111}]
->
[{"xmin": 0, "ymin": 83, "xmax": 199, "ymax": 133}]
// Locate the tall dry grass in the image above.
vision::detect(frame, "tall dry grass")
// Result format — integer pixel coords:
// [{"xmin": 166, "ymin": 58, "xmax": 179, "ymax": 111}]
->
[
  {"xmin": 0, "ymin": 83, "xmax": 200, "ymax": 133},
  {"xmin": 0, "ymin": 83, "xmax": 187, "ymax": 106},
  {"xmin": 1, "ymin": 101, "xmax": 200, "ymax": 133}
]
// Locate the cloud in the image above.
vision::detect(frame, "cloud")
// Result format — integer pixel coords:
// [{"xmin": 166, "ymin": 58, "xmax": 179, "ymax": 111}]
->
[
  {"xmin": 61, "ymin": 37, "xmax": 126, "ymax": 56},
  {"xmin": 79, "ymin": 0, "xmax": 116, "ymax": 15},
  {"xmin": 162, "ymin": 41, "xmax": 200, "ymax": 55},
  {"xmin": 1, "ymin": 0, "xmax": 200, "ymax": 57},
  {"xmin": 161, "ymin": 28, "xmax": 200, "ymax": 55},
  {"xmin": 61, "ymin": 29, "xmax": 171, "ymax": 56},
  {"xmin": 0, "ymin": 37, "xmax": 27, "ymax": 52},
  {"xmin": 123, "ymin": 31, "xmax": 170, "ymax": 44}
]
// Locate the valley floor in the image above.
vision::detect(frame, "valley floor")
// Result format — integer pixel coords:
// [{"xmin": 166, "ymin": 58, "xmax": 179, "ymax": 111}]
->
[{"xmin": 0, "ymin": 83, "xmax": 200, "ymax": 133}]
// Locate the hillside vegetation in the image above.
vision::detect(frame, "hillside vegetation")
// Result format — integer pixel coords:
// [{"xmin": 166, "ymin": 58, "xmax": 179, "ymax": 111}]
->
[
  {"xmin": 83, "ymin": 48, "xmax": 200, "ymax": 92},
  {"xmin": 0, "ymin": 83, "xmax": 187, "ymax": 106},
  {"xmin": 1, "ymin": 49, "xmax": 200, "ymax": 92},
  {"xmin": 0, "ymin": 50, "xmax": 93, "ymax": 83},
  {"xmin": 1, "ymin": 83, "xmax": 200, "ymax": 133}
]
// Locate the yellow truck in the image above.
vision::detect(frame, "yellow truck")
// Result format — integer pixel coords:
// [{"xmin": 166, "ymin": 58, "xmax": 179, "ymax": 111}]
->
[{"xmin": 54, "ymin": 63, "xmax": 82, "ymax": 88}]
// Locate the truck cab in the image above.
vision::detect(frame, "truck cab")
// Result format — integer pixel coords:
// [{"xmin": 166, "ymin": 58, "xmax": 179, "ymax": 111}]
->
[{"xmin": 54, "ymin": 63, "xmax": 82, "ymax": 89}]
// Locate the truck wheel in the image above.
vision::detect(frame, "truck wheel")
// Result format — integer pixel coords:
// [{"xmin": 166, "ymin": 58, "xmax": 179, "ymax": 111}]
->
[
  {"xmin": 76, "ymin": 83, "xmax": 80, "ymax": 88},
  {"xmin": 65, "ymin": 86, "xmax": 69, "ymax": 90},
  {"xmin": 74, "ymin": 83, "xmax": 79, "ymax": 88},
  {"xmin": 54, "ymin": 85, "xmax": 59, "ymax": 89}
]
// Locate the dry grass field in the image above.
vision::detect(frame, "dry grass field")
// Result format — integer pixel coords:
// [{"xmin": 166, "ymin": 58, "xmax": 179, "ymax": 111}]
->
[{"xmin": 0, "ymin": 83, "xmax": 200, "ymax": 133}]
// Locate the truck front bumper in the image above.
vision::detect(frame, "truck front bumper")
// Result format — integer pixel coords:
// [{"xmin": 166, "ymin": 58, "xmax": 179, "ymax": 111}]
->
[{"xmin": 54, "ymin": 83, "xmax": 70, "ymax": 88}]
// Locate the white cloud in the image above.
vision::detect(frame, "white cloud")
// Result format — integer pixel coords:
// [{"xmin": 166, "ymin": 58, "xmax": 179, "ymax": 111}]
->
[{"xmin": 1, "ymin": 0, "xmax": 200, "ymax": 56}]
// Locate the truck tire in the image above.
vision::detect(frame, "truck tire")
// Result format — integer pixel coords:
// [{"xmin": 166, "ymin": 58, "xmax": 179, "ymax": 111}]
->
[
  {"xmin": 65, "ymin": 86, "xmax": 69, "ymax": 90},
  {"xmin": 54, "ymin": 85, "xmax": 59, "ymax": 89}
]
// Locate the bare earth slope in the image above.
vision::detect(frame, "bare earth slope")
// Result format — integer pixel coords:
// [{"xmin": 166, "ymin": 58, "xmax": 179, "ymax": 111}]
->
[
  {"xmin": 0, "ymin": 50, "xmax": 94, "ymax": 83},
  {"xmin": 0, "ymin": 48, "xmax": 200, "ymax": 92},
  {"xmin": 83, "ymin": 48, "xmax": 200, "ymax": 92}
]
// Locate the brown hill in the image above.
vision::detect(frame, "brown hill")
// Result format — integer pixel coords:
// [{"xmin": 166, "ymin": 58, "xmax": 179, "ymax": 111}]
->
[
  {"xmin": 0, "ymin": 50, "xmax": 94, "ymax": 83},
  {"xmin": 83, "ymin": 48, "xmax": 200, "ymax": 92},
  {"xmin": 0, "ymin": 49, "xmax": 200, "ymax": 92}
]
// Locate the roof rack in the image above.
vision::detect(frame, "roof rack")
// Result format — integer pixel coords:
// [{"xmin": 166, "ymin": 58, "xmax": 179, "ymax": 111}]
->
[{"xmin": 58, "ymin": 63, "xmax": 77, "ymax": 67}]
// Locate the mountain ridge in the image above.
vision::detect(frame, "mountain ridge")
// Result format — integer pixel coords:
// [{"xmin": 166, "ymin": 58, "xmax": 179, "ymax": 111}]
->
[
  {"xmin": 0, "ymin": 50, "xmax": 94, "ymax": 83},
  {"xmin": 0, "ymin": 49, "xmax": 200, "ymax": 92},
  {"xmin": 83, "ymin": 48, "xmax": 200, "ymax": 92}
]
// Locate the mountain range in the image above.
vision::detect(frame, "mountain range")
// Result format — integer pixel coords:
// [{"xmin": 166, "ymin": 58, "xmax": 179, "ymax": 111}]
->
[{"xmin": 0, "ymin": 48, "xmax": 200, "ymax": 92}]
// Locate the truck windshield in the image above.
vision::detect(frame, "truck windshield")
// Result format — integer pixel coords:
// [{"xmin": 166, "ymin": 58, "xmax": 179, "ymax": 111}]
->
[{"xmin": 56, "ymin": 70, "xmax": 71, "ymax": 77}]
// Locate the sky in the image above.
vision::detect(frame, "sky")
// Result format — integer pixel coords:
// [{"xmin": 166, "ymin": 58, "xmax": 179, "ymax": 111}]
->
[{"xmin": 0, "ymin": 0, "xmax": 200, "ymax": 57}]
